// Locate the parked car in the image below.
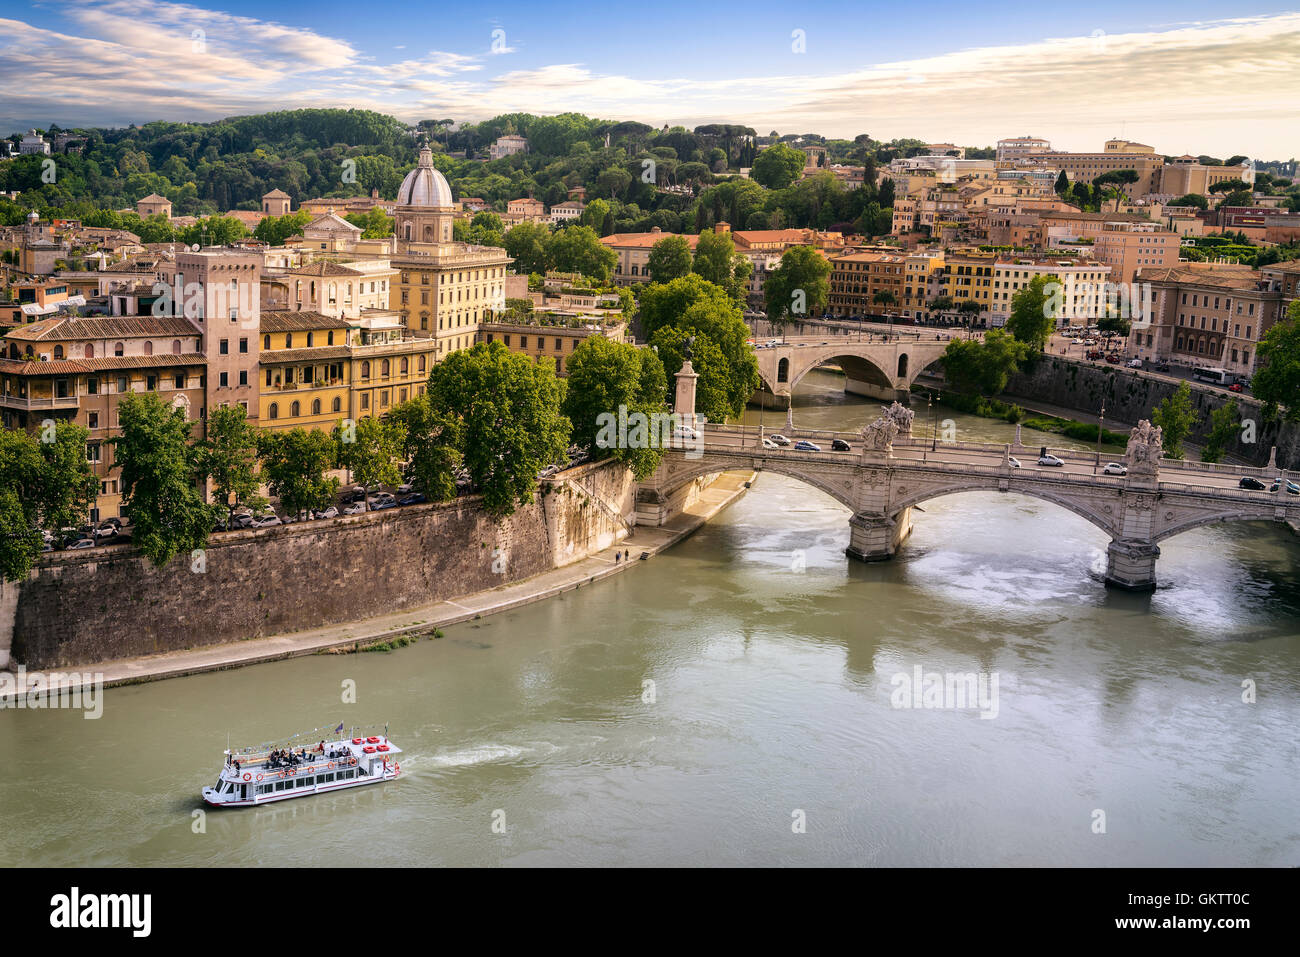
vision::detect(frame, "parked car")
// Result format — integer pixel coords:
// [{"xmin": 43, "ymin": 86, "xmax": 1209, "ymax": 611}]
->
[
  {"xmin": 1239, "ymin": 476, "xmax": 1267, "ymax": 490},
  {"xmin": 794, "ymin": 440, "xmax": 821, "ymax": 452},
  {"xmin": 396, "ymin": 482, "xmax": 415, "ymax": 494},
  {"xmin": 1007, "ymin": 456, "xmax": 1021, "ymax": 469},
  {"xmin": 1127, "ymin": 358, "xmax": 1143, "ymax": 368},
  {"xmin": 251, "ymin": 514, "xmax": 281, "ymax": 528},
  {"xmin": 371, "ymin": 498, "xmax": 399, "ymax": 510},
  {"xmin": 313, "ymin": 505, "xmax": 339, "ymax": 520},
  {"xmin": 1038, "ymin": 454, "xmax": 1065, "ymax": 467},
  {"xmin": 672, "ymin": 425, "xmax": 700, "ymax": 441},
  {"xmin": 537, "ymin": 465, "xmax": 560, "ymax": 479},
  {"xmin": 1269, "ymin": 478, "xmax": 1300, "ymax": 495},
  {"xmin": 1228, "ymin": 382, "xmax": 1244, "ymax": 393},
  {"xmin": 399, "ymin": 493, "xmax": 428, "ymax": 506},
  {"xmin": 1101, "ymin": 462, "xmax": 1128, "ymax": 476},
  {"xmin": 93, "ymin": 523, "xmax": 118, "ymax": 539},
  {"xmin": 1104, "ymin": 353, "xmax": 1122, "ymax": 364},
  {"xmin": 67, "ymin": 538, "xmax": 95, "ymax": 549},
  {"xmin": 1085, "ymin": 349, "xmax": 1104, "ymax": 360},
  {"xmin": 769, "ymin": 433, "xmax": 791, "ymax": 446},
  {"xmin": 831, "ymin": 439, "xmax": 851, "ymax": 451},
  {"xmin": 761, "ymin": 437, "xmax": 778, "ymax": 450},
  {"xmin": 342, "ymin": 503, "xmax": 366, "ymax": 515}
]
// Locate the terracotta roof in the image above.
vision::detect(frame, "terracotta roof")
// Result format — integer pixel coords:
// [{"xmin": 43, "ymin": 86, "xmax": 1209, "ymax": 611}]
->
[
  {"xmin": 263, "ymin": 189, "xmax": 291, "ymax": 199},
  {"xmin": 601, "ymin": 232, "xmax": 701, "ymax": 249},
  {"xmin": 0, "ymin": 353, "xmax": 201, "ymax": 375},
  {"xmin": 4, "ymin": 315, "xmax": 197, "ymax": 341},
  {"xmin": 260, "ymin": 346, "xmax": 351, "ymax": 364},
  {"xmin": 1260, "ymin": 260, "xmax": 1300, "ymax": 274},
  {"xmin": 1137, "ymin": 266, "xmax": 1268, "ymax": 291},
  {"xmin": 260, "ymin": 311, "xmax": 349, "ymax": 332},
  {"xmin": 1039, "ymin": 211, "xmax": 1152, "ymax": 223},
  {"xmin": 138, "ymin": 193, "xmax": 170, "ymax": 204},
  {"xmin": 224, "ymin": 210, "xmax": 266, "ymax": 227},
  {"xmin": 284, "ymin": 261, "xmax": 363, "ymax": 277}
]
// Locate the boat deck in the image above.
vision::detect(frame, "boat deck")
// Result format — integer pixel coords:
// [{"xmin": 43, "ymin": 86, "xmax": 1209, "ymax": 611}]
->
[{"xmin": 220, "ymin": 737, "xmax": 401, "ymax": 782}]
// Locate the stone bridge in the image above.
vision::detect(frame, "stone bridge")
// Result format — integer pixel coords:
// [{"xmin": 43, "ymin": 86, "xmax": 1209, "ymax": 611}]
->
[
  {"xmin": 637, "ymin": 407, "xmax": 1299, "ymax": 591},
  {"xmin": 752, "ymin": 333, "xmax": 954, "ymax": 403}
]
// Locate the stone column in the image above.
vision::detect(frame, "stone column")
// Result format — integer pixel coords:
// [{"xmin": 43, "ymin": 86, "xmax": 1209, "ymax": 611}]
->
[
  {"xmin": 846, "ymin": 509, "xmax": 912, "ymax": 562},
  {"xmin": 674, "ymin": 360, "xmax": 699, "ymax": 430},
  {"xmin": 1104, "ymin": 540, "xmax": 1160, "ymax": 591}
]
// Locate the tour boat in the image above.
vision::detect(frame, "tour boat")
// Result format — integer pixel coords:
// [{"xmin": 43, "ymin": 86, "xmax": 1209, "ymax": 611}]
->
[{"xmin": 202, "ymin": 733, "xmax": 402, "ymax": 807}]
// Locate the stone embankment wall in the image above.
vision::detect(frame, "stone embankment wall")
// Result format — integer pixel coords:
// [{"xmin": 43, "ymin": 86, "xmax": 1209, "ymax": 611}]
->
[
  {"xmin": 1000, "ymin": 356, "xmax": 1300, "ymax": 470},
  {"xmin": 12, "ymin": 460, "xmax": 636, "ymax": 669}
]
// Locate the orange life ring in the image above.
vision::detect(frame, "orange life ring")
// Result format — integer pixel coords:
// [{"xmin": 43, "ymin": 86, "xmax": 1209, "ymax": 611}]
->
[
  {"xmin": 327, "ymin": 762, "xmax": 334, "ymax": 769},
  {"xmin": 243, "ymin": 773, "xmax": 251, "ymax": 781},
  {"xmin": 349, "ymin": 757, "xmax": 357, "ymax": 766},
  {"xmin": 287, "ymin": 768, "xmax": 296, "ymax": 776}
]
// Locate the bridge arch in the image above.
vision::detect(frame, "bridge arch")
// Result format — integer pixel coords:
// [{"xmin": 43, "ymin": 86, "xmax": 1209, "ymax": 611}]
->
[
  {"xmin": 889, "ymin": 481, "xmax": 1121, "ymax": 540},
  {"xmin": 652, "ymin": 456, "xmax": 860, "ymax": 511},
  {"xmin": 1153, "ymin": 510, "xmax": 1296, "ymax": 545}
]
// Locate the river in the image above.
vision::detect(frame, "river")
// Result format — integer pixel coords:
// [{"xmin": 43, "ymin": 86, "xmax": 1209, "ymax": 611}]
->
[{"xmin": 2, "ymin": 370, "xmax": 1297, "ymax": 867}]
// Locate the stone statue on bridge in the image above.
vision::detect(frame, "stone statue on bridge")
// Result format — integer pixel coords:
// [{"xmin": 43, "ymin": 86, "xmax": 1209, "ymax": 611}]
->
[
  {"xmin": 882, "ymin": 401, "xmax": 915, "ymax": 437},
  {"xmin": 1125, "ymin": 419, "xmax": 1164, "ymax": 475},
  {"xmin": 862, "ymin": 414, "xmax": 900, "ymax": 452}
]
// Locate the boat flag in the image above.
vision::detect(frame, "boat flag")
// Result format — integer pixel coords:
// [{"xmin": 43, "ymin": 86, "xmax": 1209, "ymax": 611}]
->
[{"xmin": 334, "ymin": 722, "xmax": 344, "ymax": 734}]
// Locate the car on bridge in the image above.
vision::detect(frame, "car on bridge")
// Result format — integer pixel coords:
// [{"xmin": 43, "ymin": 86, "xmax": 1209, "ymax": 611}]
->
[
  {"xmin": 1007, "ymin": 456, "xmax": 1021, "ymax": 468},
  {"xmin": 794, "ymin": 440, "xmax": 822, "ymax": 452},
  {"xmin": 762, "ymin": 438, "xmax": 779, "ymax": 450},
  {"xmin": 1038, "ymin": 454, "xmax": 1065, "ymax": 467},
  {"xmin": 1239, "ymin": 477, "xmax": 1267, "ymax": 490},
  {"xmin": 1269, "ymin": 477, "xmax": 1300, "ymax": 495},
  {"xmin": 1101, "ymin": 463, "xmax": 1128, "ymax": 476},
  {"xmin": 831, "ymin": 439, "xmax": 851, "ymax": 451},
  {"xmin": 769, "ymin": 434, "xmax": 791, "ymax": 446}
]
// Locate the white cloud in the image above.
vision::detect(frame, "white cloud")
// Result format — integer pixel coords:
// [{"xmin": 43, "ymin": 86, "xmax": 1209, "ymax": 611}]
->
[{"xmin": 1, "ymin": 4, "xmax": 1297, "ymax": 158}]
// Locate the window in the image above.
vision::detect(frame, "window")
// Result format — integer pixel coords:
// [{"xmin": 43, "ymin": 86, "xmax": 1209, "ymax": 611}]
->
[
  {"xmin": 53, "ymin": 345, "xmax": 64, "ymax": 359},
  {"xmin": 327, "ymin": 331, "xmax": 334, "ymax": 346},
  {"xmin": 84, "ymin": 344, "xmax": 94, "ymax": 359},
  {"xmin": 173, "ymin": 340, "xmax": 182, "ymax": 355},
  {"xmin": 264, "ymin": 335, "xmax": 271, "ymax": 350},
  {"xmin": 218, "ymin": 372, "xmax": 227, "ymax": 388},
  {"xmin": 239, "ymin": 338, "xmax": 248, "ymax": 354},
  {"xmin": 144, "ymin": 341, "xmax": 153, "ymax": 356},
  {"xmin": 87, "ymin": 377, "xmax": 98, "ymax": 395},
  {"xmin": 87, "ymin": 411, "xmax": 99, "ymax": 429},
  {"xmin": 381, "ymin": 359, "xmax": 390, "ymax": 377},
  {"xmin": 147, "ymin": 375, "xmax": 157, "ymax": 391},
  {"xmin": 361, "ymin": 361, "xmax": 370, "ymax": 380},
  {"xmin": 361, "ymin": 394, "xmax": 369, "ymax": 410},
  {"xmin": 291, "ymin": 401, "xmax": 300, "ymax": 417},
  {"xmin": 117, "ymin": 376, "xmax": 127, "ymax": 394},
  {"xmin": 400, "ymin": 357, "xmax": 408, "ymax": 374},
  {"xmin": 286, "ymin": 333, "xmax": 293, "ymax": 349},
  {"xmin": 238, "ymin": 370, "xmax": 247, "ymax": 387},
  {"xmin": 307, "ymin": 332, "xmax": 314, "ymax": 347},
  {"xmin": 86, "ymin": 443, "xmax": 100, "ymax": 463},
  {"xmin": 114, "ymin": 341, "xmax": 124, "ymax": 357},
  {"xmin": 219, "ymin": 339, "xmax": 229, "ymax": 355},
  {"xmin": 332, "ymin": 397, "xmax": 341, "ymax": 413},
  {"xmin": 312, "ymin": 398, "xmax": 321, "ymax": 415},
  {"xmin": 269, "ymin": 403, "xmax": 279, "ymax": 420},
  {"xmin": 174, "ymin": 373, "xmax": 185, "ymax": 389}
]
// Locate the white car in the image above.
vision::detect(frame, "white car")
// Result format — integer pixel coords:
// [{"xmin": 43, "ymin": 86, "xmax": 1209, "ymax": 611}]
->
[
  {"xmin": 313, "ymin": 505, "xmax": 339, "ymax": 520},
  {"xmin": 1007, "ymin": 456, "xmax": 1021, "ymax": 468},
  {"xmin": 1127, "ymin": 358, "xmax": 1143, "ymax": 368},
  {"xmin": 343, "ymin": 503, "xmax": 366, "ymax": 515},
  {"xmin": 1038, "ymin": 454, "xmax": 1065, "ymax": 467},
  {"xmin": 251, "ymin": 515, "xmax": 281, "ymax": 528},
  {"xmin": 672, "ymin": 426, "xmax": 700, "ymax": 441},
  {"xmin": 769, "ymin": 433, "xmax": 791, "ymax": 446},
  {"xmin": 1101, "ymin": 462, "xmax": 1128, "ymax": 476},
  {"xmin": 761, "ymin": 438, "xmax": 778, "ymax": 450}
]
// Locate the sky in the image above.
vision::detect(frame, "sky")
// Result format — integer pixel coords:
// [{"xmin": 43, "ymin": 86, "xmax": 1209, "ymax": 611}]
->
[{"xmin": 1, "ymin": 0, "xmax": 1298, "ymax": 159}]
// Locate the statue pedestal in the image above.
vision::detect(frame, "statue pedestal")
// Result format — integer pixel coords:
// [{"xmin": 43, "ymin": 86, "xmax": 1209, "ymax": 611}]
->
[{"xmin": 674, "ymin": 360, "xmax": 699, "ymax": 430}]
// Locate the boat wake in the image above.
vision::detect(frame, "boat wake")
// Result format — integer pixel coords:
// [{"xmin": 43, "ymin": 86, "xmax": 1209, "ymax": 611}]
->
[{"xmin": 426, "ymin": 744, "xmax": 528, "ymax": 768}]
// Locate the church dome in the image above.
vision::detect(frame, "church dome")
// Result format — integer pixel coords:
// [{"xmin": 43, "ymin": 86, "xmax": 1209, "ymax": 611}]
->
[{"xmin": 397, "ymin": 146, "xmax": 453, "ymax": 207}]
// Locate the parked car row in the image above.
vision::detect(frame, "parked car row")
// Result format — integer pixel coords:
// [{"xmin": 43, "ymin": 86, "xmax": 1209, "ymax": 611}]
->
[
  {"xmin": 1239, "ymin": 476, "xmax": 1299, "ymax": 494},
  {"xmin": 761, "ymin": 434, "xmax": 852, "ymax": 453}
]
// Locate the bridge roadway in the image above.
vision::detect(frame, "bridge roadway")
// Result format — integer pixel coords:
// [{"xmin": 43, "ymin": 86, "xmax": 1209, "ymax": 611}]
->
[{"xmin": 639, "ymin": 423, "xmax": 1299, "ymax": 591}]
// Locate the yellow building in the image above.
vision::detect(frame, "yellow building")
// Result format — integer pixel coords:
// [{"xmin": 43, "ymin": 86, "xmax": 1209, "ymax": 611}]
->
[
  {"xmin": 940, "ymin": 249, "xmax": 999, "ymax": 320},
  {"xmin": 902, "ymin": 250, "xmax": 945, "ymax": 318},
  {"xmin": 259, "ymin": 312, "xmax": 352, "ymax": 431},
  {"xmin": 346, "ymin": 313, "xmax": 436, "ymax": 419}
]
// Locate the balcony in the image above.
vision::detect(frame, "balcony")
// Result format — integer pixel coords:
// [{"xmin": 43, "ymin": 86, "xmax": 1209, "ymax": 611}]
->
[{"xmin": 0, "ymin": 393, "xmax": 80, "ymax": 411}]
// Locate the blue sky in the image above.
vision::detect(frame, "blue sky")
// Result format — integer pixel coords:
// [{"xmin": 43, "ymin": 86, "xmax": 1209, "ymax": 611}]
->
[{"xmin": 2, "ymin": 0, "xmax": 1298, "ymax": 158}]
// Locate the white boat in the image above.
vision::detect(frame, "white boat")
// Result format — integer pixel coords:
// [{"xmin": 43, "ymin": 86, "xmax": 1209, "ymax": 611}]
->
[{"xmin": 202, "ymin": 733, "xmax": 402, "ymax": 808}]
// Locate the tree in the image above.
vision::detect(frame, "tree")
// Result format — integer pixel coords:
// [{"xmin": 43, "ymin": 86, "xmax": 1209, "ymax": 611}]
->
[
  {"xmin": 1006, "ymin": 274, "xmax": 1058, "ymax": 351},
  {"xmin": 579, "ymin": 198, "xmax": 611, "ymax": 233},
  {"xmin": 1200, "ymin": 399, "xmax": 1240, "ymax": 463},
  {"xmin": 872, "ymin": 290, "xmax": 898, "ymax": 313},
  {"xmin": 563, "ymin": 337, "xmax": 667, "ymax": 479},
  {"xmin": 692, "ymin": 228, "xmax": 750, "ymax": 301},
  {"xmin": 764, "ymin": 245, "xmax": 830, "ymax": 329},
  {"xmin": 426, "ymin": 341, "xmax": 570, "ymax": 518},
  {"xmin": 1151, "ymin": 381, "xmax": 1197, "ymax": 459},
  {"xmin": 335, "ymin": 416, "xmax": 405, "ymax": 508},
  {"xmin": 34, "ymin": 421, "xmax": 99, "ymax": 538},
  {"xmin": 646, "ymin": 235, "xmax": 693, "ymax": 284},
  {"xmin": 201, "ymin": 404, "xmax": 264, "ymax": 524},
  {"xmin": 1252, "ymin": 301, "xmax": 1300, "ymax": 421},
  {"xmin": 1054, "ymin": 170, "xmax": 1070, "ymax": 195},
  {"xmin": 750, "ymin": 143, "xmax": 806, "ymax": 190},
  {"xmin": 503, "ymin": 221, "xmax": 552, "ymax": 275},
  {"xmin": 939, "ymin": 330, "xmax": 1029, "ymax": 397},
  {"xmin": 1097, "ymin": 312, "xmax": 1131, "ymax": 338},
  {"xmin": 1218, "ymin": 189, "xmax": 1254, "ymax": 208},
  {"xmin": 1167, "ymin": 193, "xmax": 1209, "ymax": 210},
  {"xmin": 927, "ymin": 295, "xmax": 955, "ymax": 314},
  {"xmin": 258, "ymin": 428, "xmax": 339, "ymax": 518},
  {"xmin": 638, "ymin": 273, "xmax": 734, "ymax": 340},
  {"xmin": 255, "ymin": 211, "xmax": 312, "ymax": 245},
  {"xmin": 112, "ymin": 392, "xmax": 215, "ymax": 566},
  {"xmin": 549, "ymin": 224, "xmax": 617, "ymax": 282},
  {"xmin": 386, "ymin": 395, "xmax": 462, "ymax": 502},
  {"xmin": 0, "ymin": 429, "xmax": 48, "ymax": 581},
  {"xmin": 646, "ymin": 293, "xmax": 758, "ymax": 421}
]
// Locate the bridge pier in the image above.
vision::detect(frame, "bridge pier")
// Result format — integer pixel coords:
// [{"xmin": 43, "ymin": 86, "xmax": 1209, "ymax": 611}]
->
[
  {"xmin": 1104, "ymin": 540, "xmax": 1160, "ymax": 591},
  {"xmin": 846, "ymin": 509, "xmax": 913, "ymax": 562}
]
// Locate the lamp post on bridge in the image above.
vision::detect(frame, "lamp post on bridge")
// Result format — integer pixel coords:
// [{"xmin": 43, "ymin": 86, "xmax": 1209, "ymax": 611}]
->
[
  {"xmin": 1093, "ymin": 397, "xmax": 1106, "ymax": 474},
  {"xmin": 929, "ymin": 390, "xmax": 941, "ymax": 452}
]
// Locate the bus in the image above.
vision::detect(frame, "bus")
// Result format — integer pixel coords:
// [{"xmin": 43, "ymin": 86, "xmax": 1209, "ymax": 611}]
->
[{"xmin": 1192, "ymin": 367, "xmax": 1231, "ymax": 385}]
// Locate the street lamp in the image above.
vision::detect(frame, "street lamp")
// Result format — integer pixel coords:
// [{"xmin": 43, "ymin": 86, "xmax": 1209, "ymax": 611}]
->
[
  {"xmin": 930, "ymin": 391, "xmax": 941, "ymax": 451},
  {"xmin": 1094, "ymin": 396, "xmax": 1106, "ymax": 472}
]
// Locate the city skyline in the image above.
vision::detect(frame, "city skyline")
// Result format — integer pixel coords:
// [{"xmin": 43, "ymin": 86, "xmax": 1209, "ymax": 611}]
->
[{"xmin": 1, "ymin": 0, "xmax": 1298, "ymax": 158}]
